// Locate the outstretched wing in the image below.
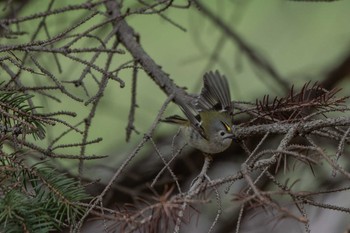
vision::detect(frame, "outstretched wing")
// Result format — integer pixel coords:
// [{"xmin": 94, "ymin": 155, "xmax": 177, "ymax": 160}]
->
[{"xmin": 196, "ymin": 70, "xmax": 232, "ymax": 113}]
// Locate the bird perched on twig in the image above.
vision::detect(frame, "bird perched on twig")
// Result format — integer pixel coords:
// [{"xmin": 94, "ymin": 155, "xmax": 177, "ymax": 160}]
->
[{"xmin": 162, "ymin": 70, "xmax": 234, "ymax": 154}]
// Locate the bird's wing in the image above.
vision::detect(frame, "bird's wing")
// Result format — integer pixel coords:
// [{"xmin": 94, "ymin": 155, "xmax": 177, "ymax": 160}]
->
[
  {"xmin": 177, "ymin": 99, "xmax": 207, "ymax": 139},
  {"xmin": 196, "ymin": 70, "xmax": 232, "ymax": 114}
]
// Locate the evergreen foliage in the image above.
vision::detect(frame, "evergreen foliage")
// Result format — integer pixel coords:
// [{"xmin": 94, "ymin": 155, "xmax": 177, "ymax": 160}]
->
[{"xmin": 0, "ymin": 91, "xmax": 90, "ymax": 232}]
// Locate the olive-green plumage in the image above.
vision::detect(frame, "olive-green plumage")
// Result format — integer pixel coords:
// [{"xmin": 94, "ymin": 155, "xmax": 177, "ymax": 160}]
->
[{"xmin": 162, "ymin": 70, "xmax": 234, "ymax": 154}]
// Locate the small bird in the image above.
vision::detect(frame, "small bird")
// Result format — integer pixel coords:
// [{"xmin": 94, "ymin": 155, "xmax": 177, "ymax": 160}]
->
[{"xmin": 162, "ymin": 70, "xmax": 234, "ymax": 154}]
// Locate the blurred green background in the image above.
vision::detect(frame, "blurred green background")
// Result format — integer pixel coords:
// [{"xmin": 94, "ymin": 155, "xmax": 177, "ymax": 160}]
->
[
  {"xmin": 2, "ymin": 1, "xmax": 350, "ymax": 232},
  {"xmin": 2, "ymin": 0, "xmax": 350, "ymax": 169}
]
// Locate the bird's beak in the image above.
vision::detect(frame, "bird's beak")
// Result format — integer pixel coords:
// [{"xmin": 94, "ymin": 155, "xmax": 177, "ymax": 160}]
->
[{"xmin": 224, "ymin": 133, "xmax": 235, "ymax": 139}]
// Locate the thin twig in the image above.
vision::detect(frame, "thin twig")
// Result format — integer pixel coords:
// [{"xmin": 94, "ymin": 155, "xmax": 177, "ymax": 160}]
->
[{"xmin": 74, "ymin": 93, "xmax": 175, "ymax": 232}]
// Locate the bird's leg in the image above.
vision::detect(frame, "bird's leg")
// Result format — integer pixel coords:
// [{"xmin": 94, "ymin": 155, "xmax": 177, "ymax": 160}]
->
[{"xmin": 189, "ymin": 153, "xmax": 213, "ymax": 191}]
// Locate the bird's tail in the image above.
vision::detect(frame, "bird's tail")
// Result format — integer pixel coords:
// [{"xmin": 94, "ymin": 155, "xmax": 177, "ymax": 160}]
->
[{"xmin": 161, "ymin": 115, "xmax": 188, "ymax": 125}]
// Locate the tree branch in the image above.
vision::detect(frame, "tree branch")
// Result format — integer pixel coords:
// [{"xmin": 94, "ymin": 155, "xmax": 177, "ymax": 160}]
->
[
  {"xmin": 105, "ymin": 1, "xmax": 193, "ymax": 105},
  {"xmin": 233, "ymin": 117, "xmax": 350, "ymax": 139}
]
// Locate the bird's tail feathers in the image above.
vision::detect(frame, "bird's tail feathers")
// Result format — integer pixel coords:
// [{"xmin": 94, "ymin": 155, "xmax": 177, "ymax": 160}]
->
[{"xmin": 161, "ymin": 115, "xmax": 188, "ymax": 125}]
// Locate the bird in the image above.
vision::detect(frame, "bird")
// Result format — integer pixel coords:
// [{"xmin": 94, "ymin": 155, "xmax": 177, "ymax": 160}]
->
[{"xmin": 162, "ymin": 70, "xmax": 234, "ymax": 154}]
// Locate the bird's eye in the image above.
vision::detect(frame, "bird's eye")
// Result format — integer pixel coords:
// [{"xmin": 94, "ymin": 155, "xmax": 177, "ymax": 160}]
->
[{"xmin": 220, "ymin": 131, "xmax": 225, "ymax": 136}]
